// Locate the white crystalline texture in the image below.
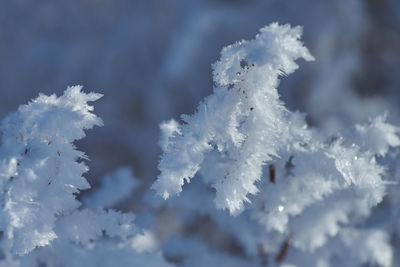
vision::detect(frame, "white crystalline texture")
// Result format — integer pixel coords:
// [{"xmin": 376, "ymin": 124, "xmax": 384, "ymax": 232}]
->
[
  {"xmin": 152, "ymin": 23, "xmax": 399, "ymax": 266},
  {"xmin": 0, "ymin": 20, "xmax": 396, "ymax": 267},
  {"xmin": 0, "ymin": 86, "xmax": 103, "ymax": 254},
  {"xmin": 0, "ymin": 86, "xmax": 171, "ymax": 267},
  {"xmin": 153, "ymin": 23, "xmax": 314, "ymax": 215}
]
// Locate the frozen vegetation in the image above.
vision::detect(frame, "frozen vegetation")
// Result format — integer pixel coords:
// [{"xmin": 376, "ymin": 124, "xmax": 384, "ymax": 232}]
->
[{"xmin": 1, "ymin": 1, "xmax": 400, "ymax": 266}]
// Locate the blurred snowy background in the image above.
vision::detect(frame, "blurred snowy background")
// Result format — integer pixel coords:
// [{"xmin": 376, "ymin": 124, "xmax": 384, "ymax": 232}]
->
[{"xmin": 0, "ymin": 1, "xmax": 400, "ymax": 264}]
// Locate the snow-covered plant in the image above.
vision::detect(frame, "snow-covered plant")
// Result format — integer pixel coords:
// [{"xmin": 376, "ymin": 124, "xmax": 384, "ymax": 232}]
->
[
  {"xmin": 153, "ymin": 23, "xmax": 399, "ymax": 266},
  {"xmin": 153, "ymin": 23, "xmax": 315, "ymax": 214},
  {"xmin": 0, "ymin": 20, "xmax": 399, "ymax": 267},
  {"xmin": 0, "ymin": 86, "xmax": 103, "ymax": 254},
  {"xmin": 0, "ymin": 86, "xmax": 170, "ymax": 266}
]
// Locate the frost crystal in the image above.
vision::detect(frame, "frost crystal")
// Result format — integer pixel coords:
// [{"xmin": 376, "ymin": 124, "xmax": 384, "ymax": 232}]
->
[
  {"xmin": 153, "ymin": 23, "xmax": 399, "ymax": 266},
  {"xmin": 0, "ymin": 86, "xmax": 103, "ymax": 254},
  {"xmin": 153, "ymin": 23, "xmax": 314, "ymax": 214},
  {"xmin": 0, "ymin": 87, "xmax": 171, "ymax": 267}
]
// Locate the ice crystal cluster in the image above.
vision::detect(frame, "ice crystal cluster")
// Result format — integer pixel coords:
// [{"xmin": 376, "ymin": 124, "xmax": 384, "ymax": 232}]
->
[
  {"xmin": 0, "ymin": 23, "xmax": 399, "ymax": 267},
  {"xmin": 153, "ymin": 23, "xmax": 399, "ymax": 266},
  {"xmin": 0, "ymin": 87, "xmax": 170, "ymax": 266}
]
